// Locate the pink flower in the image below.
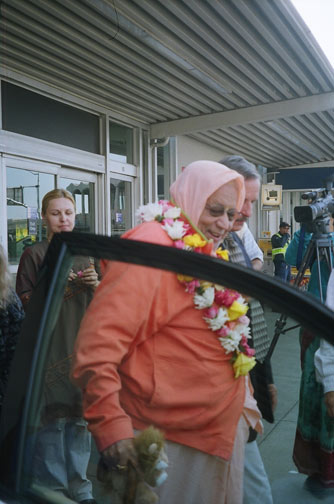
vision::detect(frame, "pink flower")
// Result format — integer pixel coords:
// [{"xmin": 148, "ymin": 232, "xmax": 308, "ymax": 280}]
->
[
  {"xmin": 240, "ymin": 335, "xmax": 255, "ymax": 357},
  {"xmin": 217, "ymin": 326, "xmax": 230, "ymax": 337},
  {"xmin": 77, "ymin": 270, "xmax": 83, "ymax": 278},
  {"xmin": 204, "ymin": 306, "xmax": 219, "ymax": 319},
  {"xmin": 174, "ymin": 240, "xmax": 186, "ymax": 249},
  {"xmin": 183, "ymin": 225, "xmax": 194, "ymax": 236},
  {"xmin": 186, "ymin": 280, "xmax": 200, "ymax": 294},
  {"xmin": 159, "ymin": 200, "xmax": 170, "ymax": 212},
  {"xmin": 238, "ymin": 315, "xmax": 250, "ymax": 326},
  {"xmin": 163, "ymin": 218, "xmax": 174, "ymax": 226},
  {"xmin": 243, "ymin": 345, "xmax": 255, "ymax": 357},
  {"xmin": 215, "ymin": 289, "xmax": 239, "ymax": 307}
]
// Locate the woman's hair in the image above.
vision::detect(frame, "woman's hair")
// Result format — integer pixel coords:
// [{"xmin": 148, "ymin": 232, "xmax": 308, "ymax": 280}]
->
[
  {"xmin": 42, "ymin": 189, "xmax": 75, "ymax": 216},
  {"xmin": 0, "ymin": 244, "xmax": 13, "ymax": 304}
]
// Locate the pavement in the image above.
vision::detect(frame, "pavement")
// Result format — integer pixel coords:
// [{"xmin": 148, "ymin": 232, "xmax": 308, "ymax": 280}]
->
[{"xmin": 259, "ymin": 307, "xmax": 334, "ymax": 504}]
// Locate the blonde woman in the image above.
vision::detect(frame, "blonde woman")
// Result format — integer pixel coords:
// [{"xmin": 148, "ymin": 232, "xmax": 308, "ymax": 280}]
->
[
  {"xmin": 16, "ymin": 189, "xmax": 99, "ymax": 504},
  {"xmin": 0, "ymin": 244, "xmax": 24, "ymax": 414}
]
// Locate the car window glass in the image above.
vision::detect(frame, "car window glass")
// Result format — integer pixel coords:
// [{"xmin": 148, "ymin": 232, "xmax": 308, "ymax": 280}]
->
[{"xmin": 8, "ymin": 248, "xmax": 334, "ymax": 504}]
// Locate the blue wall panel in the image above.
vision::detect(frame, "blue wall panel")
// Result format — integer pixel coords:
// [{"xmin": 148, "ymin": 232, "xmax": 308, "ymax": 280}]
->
[{"xmin": 276, "ymin": 167, "xmax": 334, "ymax": 190}]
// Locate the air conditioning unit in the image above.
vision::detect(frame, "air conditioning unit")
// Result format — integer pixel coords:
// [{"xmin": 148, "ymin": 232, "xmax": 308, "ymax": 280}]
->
[{"xmin": 261, "ymin": 184, "xmax": 282, "ymax": 210}]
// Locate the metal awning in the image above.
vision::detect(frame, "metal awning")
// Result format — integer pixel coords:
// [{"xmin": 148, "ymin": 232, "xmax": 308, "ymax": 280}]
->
[{"xmin": 1, "ymin": 0, "xmax": 334, "ymax": 170}]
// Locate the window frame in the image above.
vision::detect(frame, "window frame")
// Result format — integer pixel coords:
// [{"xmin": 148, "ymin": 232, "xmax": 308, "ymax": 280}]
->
[{"xmin": 1, "ymin": 231, "xmax": 334, "ymax": 499}]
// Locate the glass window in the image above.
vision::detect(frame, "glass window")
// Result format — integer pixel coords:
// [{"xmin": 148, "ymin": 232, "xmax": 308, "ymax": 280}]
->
[
  {"xmin": 6, "ymin": 237, "xmax": 334, "ymax": 504},
  {"xmin": 109, "ymin": 122, "xmax": 133, "ymax": 163},
  {"xmin": 110, "ymin": 177, "xmax": 132, "ymax": 236},
  {"xmin": 6, "ymin": 167, "xmax": 55, "ymax": 265},
  {"xmin": 157, "ymin": 144, "xmax": 170, "ymax": 200},
  {"xmin": 2, "ymin": 82, "xmax": 100, "ymax": 154},
  {"xmin": 59, "ymin": 178, "xmax": 95, "ymax": 233}
]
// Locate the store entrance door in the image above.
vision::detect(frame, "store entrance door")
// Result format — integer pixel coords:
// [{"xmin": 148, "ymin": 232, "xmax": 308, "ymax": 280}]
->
[
  {"xmin": 59, "ymin": 168, "xmax": 97, "ymax": 234},
  {"xmin": 110, "ymin": 175, "xmax": 134, "ymax": 237}
]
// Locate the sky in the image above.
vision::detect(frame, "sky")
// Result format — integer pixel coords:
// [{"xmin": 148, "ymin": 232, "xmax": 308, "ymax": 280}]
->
[{"xmin": 291, "ymin": 0, "xmax": 334, "ymax": 69}]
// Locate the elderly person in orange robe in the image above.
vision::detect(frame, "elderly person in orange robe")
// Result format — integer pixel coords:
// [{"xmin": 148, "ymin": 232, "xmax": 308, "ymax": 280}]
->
[{"xmin": 72, "ymin": 161, "xmax": 262, "ymax": 504}]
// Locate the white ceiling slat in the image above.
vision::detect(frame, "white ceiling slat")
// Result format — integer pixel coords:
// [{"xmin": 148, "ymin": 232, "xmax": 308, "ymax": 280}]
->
[
  {"xmin": 83, "ymin": 0, "xmax": 238, "ymax": 111},
  {"xmin": 189, "ymin": 0, "xmax": 294, "ymax": 99},
  {"xmin": 230, "ymin": 0, "xmax": 328, "ymax": 95},
  {"xmin": 252, "ymin": 122, "xmax": 320, "ymax": 161},
  {"xmin": 3, "ymin": 60, "xmax": 155, "ymax": 123},
  {"xmin": 294, "ymin": 116, "xmax": 334, "ymax": 155},
  {"xmin": 2, "ymin": 44, "xmax": 170, "ymax": 122},
  {"xmin": 0, "ymin": 25, "xmax": 196, "ymax": 117},
  {"xmin": 282, "ymin": 117, "xmax": 333, "ymax": 157},
  {"xmin": 21, "ymin": 0, "xmax": 204, "ymax": 116},
  {"xmin": 190, "ymin": 131, "xmax": 287, "ymax": 168},
  {"xmin": 253, "ymin": 0, "xmax": 334, "ymax": 92},
  {"xmin": 275, "ymin": 0, "xmax": 334, "ymax": 83},
  {"xmin": 57, "ymin": 0, "xmax": 223, "ymax": 113},
  {"xmin": 284, "ymin": 115, "xmax": 333, "ymax": 155},
  {"xmin": 317, "ymin": 111, "xmax": 334, "ymax": 132},
  {"xmin": 148, "ymin": 0, "xmax": 285, "ymax": 102},
  {"xmin": 204, "ymin": 0, "xmax": 306, "ymax": 98},
  {"xmin": 1, "ymin": 22, "xmax": 199, "ymax": 118},
  {"xmin": 3, "ymin": 8, "xmax": 213, "ymax": 115},
  {"xmin": 113, "ymin": 0, "xmax": 261, "ymax": 106},
  {"xmin": 195, "ymin": 126, "xmax": 296, "ymax": 165},
  {"xmin": 303, "ymin": 113, "xmax": 334, "ymax": 146},
  {"xmin": 228, "ymin": 124, "xmax": 309, "ymax": 164},
  {"xmin": 84, "ymin": 0, "xmax": 247, "ymax": 109},
  {"xmin": 8, "ymin": 0, "xmax": 215, "ymax": 116},
  {"xmin": 215, "ymin": 125, "xmax": 307, "ymax": 165},
  {"xmin": 189, "ymin": 132, "xmax": 276, "ymax": 165},
  {"xmin": 2, "ymin": 38, "xmax": 179, "ymax": 121}
]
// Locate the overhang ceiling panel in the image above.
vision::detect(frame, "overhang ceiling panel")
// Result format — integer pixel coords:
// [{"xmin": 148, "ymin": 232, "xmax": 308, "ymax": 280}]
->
[{"xmin": 1, "ymin": 0, "xmax": 334, "ymax": 170}]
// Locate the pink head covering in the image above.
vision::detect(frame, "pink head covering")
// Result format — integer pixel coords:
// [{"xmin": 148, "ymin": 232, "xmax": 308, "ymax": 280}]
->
[{"xmin": 170, "ymin": 160, "xmax": 245, "ymax": 226}]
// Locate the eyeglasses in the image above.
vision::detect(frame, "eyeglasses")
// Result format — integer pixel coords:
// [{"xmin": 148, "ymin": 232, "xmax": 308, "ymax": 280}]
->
[{"xmin": 205, "ymin": 204, "xmax": 237, "ymax": 222}]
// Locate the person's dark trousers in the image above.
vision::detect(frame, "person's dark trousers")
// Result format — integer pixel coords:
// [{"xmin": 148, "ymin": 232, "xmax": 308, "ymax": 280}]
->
[{"xmin": 274, "ymin": 260, "xmax": 290, "ymax": 281}]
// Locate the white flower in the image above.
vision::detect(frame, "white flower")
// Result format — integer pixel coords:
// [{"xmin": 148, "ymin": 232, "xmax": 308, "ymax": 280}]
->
[
  {"xmin": 204, "ymin": 307, "xmax": 229, "ymax": 331},
  {"xmin": 136, "ymin": 203, "xmax": 162, "ymax": 222},
  {"xmin": 162, "ymin": 220, "xmax": 187, "ymax": 240},
  {"xmin": 238, "ymin": 324, "xmax": 251, "ymax": 340},
  {"xmin": 218, "ymin": 327, "xmax": 242, "ymax": 353},
  {"xmin": 228, "ymin": 328, "xmax": 243, "ymax": 345},
  {"xmin": 218, "ymin": 335, "xmax": 240, "ymax": 354},
  {"xmin": 194, "ymin": 287, "xmax": 215, "ymax": 309},
  {"xmin": 236, "ymin": 295, "xmax": 247, "ymax": 307},
  {"xmin": 231, "ymin": 322, "xmax": 249, "ymax": 338},
  {"xmin": 164, "ymin": 207, "xmax": 181, "ymax": 219}
]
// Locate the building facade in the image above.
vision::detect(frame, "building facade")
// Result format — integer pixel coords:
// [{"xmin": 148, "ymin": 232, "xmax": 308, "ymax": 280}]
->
[{"xmin": 0, "ymin": 79, "xmax": 226, "ymax": 274}]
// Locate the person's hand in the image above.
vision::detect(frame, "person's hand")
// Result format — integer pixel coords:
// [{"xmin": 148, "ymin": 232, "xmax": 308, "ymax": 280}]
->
[
  {"xmin": 324, "ymin": 391, "xmax": 334, "ymax": 417},
  {"xmin": 102, "ymin": 439, "xmax": 138, "ymax": 471},
  {"xmin": 251, "ymin": 258, "xmax": 263, "ymax": 271},
  {"xmin": 268, "ymin": 383, "xmax": 278, "ymax": 411},
  {"xmin": 68, "ymin": 270, "xmax": 76, "ymax": 282},
  {"xmin": 81, "ymin": 266, "xmax": 99, "ymax": 288}
]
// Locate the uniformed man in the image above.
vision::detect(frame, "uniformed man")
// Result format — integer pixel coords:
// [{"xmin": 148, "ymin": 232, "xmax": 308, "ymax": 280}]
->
[{"xmin": 271, "ymin": 222, "xmax": 291, "ymax": 281}]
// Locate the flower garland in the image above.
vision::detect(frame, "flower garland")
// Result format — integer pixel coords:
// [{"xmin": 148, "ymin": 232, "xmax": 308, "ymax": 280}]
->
[{"xmin": 136, "ymin": 201, "xmax": 256, "ymax": 378}]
